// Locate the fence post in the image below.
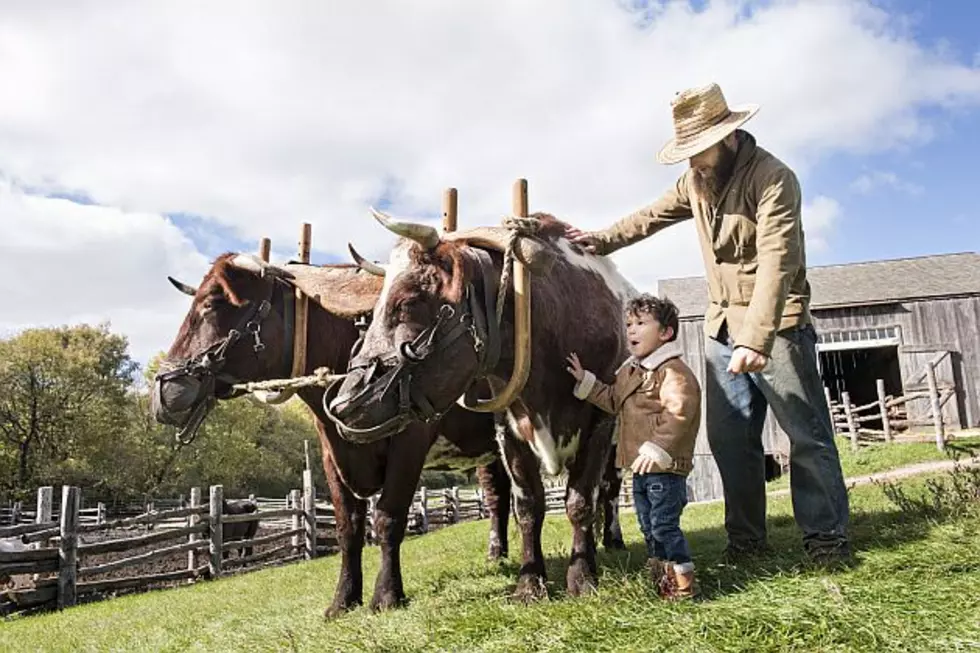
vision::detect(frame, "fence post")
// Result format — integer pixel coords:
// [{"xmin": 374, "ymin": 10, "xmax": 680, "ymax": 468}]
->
[
  {"xmin": 419, "ymin": 487, "xmax": 429, "ymax": 533},
  {"xmin": 57, "ymin": 486, "xmax": 80, "ymax": 609},
  {"xmin": 11, "ymin": 501, "xmax": 21, "ymax": 525},
  {"xmin": 188, "ymin": 487, "xmax": 201, "ymax": 572},
  {"xmin": 303, "ymin": 470, "xmax": 316, "ymax": 559},
  {"xmin": 823, "ymin": 386, "xmax": 835, "ymax": 434},
  {"xmin": 925, "ymin": 362, "xmax": 945, "ymax": 451},
  {"xmin": 875, "ymin": 379, "xmax": 892, "ymax": 443},
  {"xmin": 209, "ymin": 485, "xmax": 223, "ymax": 578},
  {"xmin": 96, "ymin": 502, "xmax": 106, "ymax": 525},
  {"xmin": 450, "ymin": 486, "xmax": 460, "ymax": 524},
  {"xmin": 476, "ymin": 487, "xmax": 485, "ymax": 519},
  {"xmin": 841, "ymin": 391, "xmax": 858, "ymax": 451},
  {"xmin": 35, "ymin": 486, "xmax": 53, "ymax": 548},
  {"xmin": 290, "ymin": 489, "xmax": 302, "ymax": 555}
]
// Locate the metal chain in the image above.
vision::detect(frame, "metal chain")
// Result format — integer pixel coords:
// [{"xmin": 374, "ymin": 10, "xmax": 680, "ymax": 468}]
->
[{"xmin": 495, "ymin": 216, "xmax": 541, "ymax": 326}]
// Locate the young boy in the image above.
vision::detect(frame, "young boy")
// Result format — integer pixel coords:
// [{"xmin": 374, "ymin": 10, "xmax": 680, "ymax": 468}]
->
[{"xmin": 567, "ymin": 294, "xmax": 701, "ymax": 599}]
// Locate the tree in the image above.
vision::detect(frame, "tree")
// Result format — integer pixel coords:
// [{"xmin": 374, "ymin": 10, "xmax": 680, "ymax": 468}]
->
[{"xmin": 0, "ymin": 324, "xmax": 137, "ymax": 497}]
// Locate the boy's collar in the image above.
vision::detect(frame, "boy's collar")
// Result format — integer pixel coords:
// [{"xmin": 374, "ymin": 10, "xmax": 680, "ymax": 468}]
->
[{"xmin": 617, "ymin": 340, "xmax": 684, "ymax": 373}]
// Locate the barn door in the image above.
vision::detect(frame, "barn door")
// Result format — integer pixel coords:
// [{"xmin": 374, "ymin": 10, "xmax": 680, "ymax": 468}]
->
[{"xmin": 899, "ymin": 346, "xmax": 962, "ymax": 430}]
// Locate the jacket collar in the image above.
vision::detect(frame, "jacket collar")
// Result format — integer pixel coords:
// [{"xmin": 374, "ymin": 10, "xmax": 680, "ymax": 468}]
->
[{"xmin": 617, "ymin": 339, "xmax": 684, "ymax": 373}]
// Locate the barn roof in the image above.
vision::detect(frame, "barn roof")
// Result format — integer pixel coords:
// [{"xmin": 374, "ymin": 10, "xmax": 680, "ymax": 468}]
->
[{"xmin": 658, "ymin": 251, "xmax": 980, "ymax": 319}]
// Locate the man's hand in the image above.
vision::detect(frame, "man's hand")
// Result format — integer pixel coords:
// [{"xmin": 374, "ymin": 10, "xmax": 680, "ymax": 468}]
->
[
  {"xmin": 631, "ymin": 453, "xmax": 661, "ymax": 475},
  {"xmin": 563, "ymin": 225, "xmax": 599, "ymax": 254},
  {"xmin": 728, "ymin": 346, "xmax": 769, "ymax": 374},
  {"xmin": 565, "ymin": 352, "xmax": 585, "ymax": 382}
]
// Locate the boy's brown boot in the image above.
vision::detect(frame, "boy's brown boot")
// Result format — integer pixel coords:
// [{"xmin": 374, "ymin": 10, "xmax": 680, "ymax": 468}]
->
[
  {"xmin": 645, "ymin": 557, "xmax": 667, "ymax": 585},
  {"xmin": 660, "ymin": 564, "xmax": 697, "ymax": 600}
]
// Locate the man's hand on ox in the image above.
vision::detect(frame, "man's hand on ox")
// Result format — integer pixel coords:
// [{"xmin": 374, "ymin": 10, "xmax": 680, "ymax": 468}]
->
[
  {"xmin": 562, "ymin": 225, "xmax": 599, "ymax": 254},
  {"xmin": 728, "ymin": 346, "xmax": 769, "ymax": 374}
]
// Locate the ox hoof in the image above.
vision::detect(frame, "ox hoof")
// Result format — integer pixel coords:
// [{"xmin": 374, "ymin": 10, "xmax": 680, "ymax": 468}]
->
[
  {"xmin": 603, "ymin": 537, "xmax": 626, "ymax": 551},
  {"xmin": 370, "ymin": 591, "xmax": 408, "ymax": 613},
  {"xmin": 487, "ymin": 546, "xmax": 509, "ymax": 562},
  {"xmin": 566, "ymin": 566, "xmax": 598, "ymax": 598},
  {"xmin": 512, "ymin": 574, "xmax": 549, "ymax": 604},
  {"xmin": 323, "ymin": 599, "xmax": 361, "ymax": 620}
]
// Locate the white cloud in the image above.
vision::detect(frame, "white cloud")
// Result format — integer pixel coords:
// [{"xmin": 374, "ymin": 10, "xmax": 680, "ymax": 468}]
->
[
  {"xmin": 802, "ymin": 195, "xmax": 842, "ymax": 253},
  {"xmin": 1, "ymin": 0, "xmax": 979, "ymax": 356},
  {"xmin": 850, "ymin": 170, "xmax": 924, "ymax": 195},
  {"xmin": 0, "ymin": 181, "xmax": 209, "ymax": 364}
]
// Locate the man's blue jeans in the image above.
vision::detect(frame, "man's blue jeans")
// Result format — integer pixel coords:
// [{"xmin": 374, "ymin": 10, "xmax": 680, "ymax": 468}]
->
[
  {"xmin": 632, "ymin": 472, "xmax": 692, "ymax": 564},
  {"xmin": 705, "ymin": 322, "xmax": 850, "ymax": 554}
]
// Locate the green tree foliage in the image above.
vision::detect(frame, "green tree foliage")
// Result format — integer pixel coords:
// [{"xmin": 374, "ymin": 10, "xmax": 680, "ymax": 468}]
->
[{"xmin": 0, "ymin": 324, "xmax": 323, "ymax": 504}]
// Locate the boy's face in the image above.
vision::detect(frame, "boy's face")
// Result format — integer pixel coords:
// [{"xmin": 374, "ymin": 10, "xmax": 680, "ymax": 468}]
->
[{"xmin": 625, "ymin": 310, "xmax": 673, "ymax": 359}]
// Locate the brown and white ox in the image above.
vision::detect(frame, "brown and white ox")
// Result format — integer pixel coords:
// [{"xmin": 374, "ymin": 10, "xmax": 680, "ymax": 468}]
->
[
  {"xmin": 150, "ymin": 252, "xmax": 624, "ymax": 616},
  {"xmin": 329, "ymin": 211, "xmax": 637, "ymax": 599}
]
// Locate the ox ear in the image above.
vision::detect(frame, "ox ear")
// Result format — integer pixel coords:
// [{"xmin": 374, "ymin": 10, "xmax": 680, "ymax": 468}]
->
[
  {"xmin": 167, "ymin": 276, "xmax": 198, "ymax": 297},
  {"xmin": 347, "ymin": 243, "xmax": 386, "ymax": 277}
]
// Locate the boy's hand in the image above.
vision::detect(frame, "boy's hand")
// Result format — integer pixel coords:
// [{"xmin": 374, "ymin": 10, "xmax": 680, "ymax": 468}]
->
[
  {"xmin": 565, "ymin": 352, "xmax": 585, "ymax": 382},
  {"xmin": 631, "ymin": 453, "xmax": 661, "ymax": 475}
]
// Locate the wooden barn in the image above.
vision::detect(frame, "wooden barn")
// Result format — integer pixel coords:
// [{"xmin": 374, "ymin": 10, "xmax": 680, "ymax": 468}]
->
[{"xmin": 657, "ymin": 251, "xmax": 980, "ymax": 502}]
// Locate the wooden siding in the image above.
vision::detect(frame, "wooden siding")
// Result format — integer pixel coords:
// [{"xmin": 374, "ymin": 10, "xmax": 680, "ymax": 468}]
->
[{"xmin": 675, "ymin": 295, "xmax": 980, "ymax": 502}]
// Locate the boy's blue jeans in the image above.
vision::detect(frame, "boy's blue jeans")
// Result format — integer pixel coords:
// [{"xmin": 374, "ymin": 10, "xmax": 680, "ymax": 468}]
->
[
  {"xmin": 632, "ymin": 472, "xmax": 691, "ymax": 564},
  {"xmin": 705, "ymin": 322, "xmax": 850, "ymax": 556}
]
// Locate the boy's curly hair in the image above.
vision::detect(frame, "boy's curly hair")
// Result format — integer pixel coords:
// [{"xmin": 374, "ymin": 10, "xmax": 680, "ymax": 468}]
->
[{"xmin": 625, "ymin": 294, "xmax": 680, "ymax": 342}]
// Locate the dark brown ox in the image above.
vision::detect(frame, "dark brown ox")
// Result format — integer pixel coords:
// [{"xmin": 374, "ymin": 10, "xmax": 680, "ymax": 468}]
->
[
  {"xmin": 222, "ymin": 499, "xmax": 260, "ymax": 559},
  {"xmin": 331, "ymin": 212, "xmax": 636, "ymax": 599},
  {"xmin": 151, "ymin": 252, "xmax": 625, "ymax": 616}
]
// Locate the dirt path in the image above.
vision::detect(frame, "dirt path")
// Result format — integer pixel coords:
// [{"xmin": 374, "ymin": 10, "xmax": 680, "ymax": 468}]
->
[{"xmin": 767, "ymin": 455, "xmax": 980, "ymax": 499}]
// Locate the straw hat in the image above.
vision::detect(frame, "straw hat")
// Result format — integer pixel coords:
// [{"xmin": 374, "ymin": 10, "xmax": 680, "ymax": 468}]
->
[{"xmin": 656, "ymin": 83, "xmax": 760, "ymax": 165}]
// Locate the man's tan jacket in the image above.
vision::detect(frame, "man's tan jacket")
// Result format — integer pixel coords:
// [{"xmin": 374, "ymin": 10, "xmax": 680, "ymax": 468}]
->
[
  {"xmin": 593, "ymin": 130, "xmax": 812, "ymax": 357},
  {"xmin": 573, "ymin": 341, "xmax": 701, "ymax": 476}
]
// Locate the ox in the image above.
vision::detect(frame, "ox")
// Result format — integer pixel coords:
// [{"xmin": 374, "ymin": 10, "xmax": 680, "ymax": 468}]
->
[
  {"xmin": 222, "ymin": 499, "xmax": 260, "ymax": 559},
  {"xmin": 151, "ymin": 253, "xmax": 625, "ymax": 616},
  {"xmin": 330, "ymin": 211, "xmax": 637, "ymax": 599}
]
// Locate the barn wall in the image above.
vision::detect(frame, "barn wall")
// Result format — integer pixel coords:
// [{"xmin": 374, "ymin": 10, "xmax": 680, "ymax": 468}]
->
[{"xmin": 674, "ymin": 294, "xmax": 980, "ymax": 502}]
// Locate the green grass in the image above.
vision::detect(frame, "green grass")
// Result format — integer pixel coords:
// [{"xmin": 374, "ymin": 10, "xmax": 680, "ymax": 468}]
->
[
  {"xmin": 4, "ymin": 468, "xmax": 980, "ymax": 652},
  {"xmin": 764, "ymin": 435, "xmax": 980, "ymax": 493}
]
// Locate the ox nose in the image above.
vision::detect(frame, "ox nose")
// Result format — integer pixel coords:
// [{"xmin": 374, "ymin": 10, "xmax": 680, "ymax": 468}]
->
[{"xmin": 151, "ymin": 375, "xmax": 203, "ymax": 426}]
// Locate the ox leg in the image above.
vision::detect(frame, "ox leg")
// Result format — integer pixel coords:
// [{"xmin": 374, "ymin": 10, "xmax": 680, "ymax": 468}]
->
[
  {"xmin": 565, "ymin": 414, "xmax": 616, "ymax": 597},
  {"xmin": 477, "ymin": 459, "xmax": 511, "ymax": 561},
  {"xmin": 369, "ymin": 426, "xmax": 431, "ymax": 613},
  {"xmin": 599, "ymin": 447, "xmax": 626, "ymax": 550},
  {"xmin": 497, "ymin": 417, "xmax": 547, "ymax": 602},
  {"xmin": 324, "ymin": 455, "xmax": 368, "ymax": 619}
]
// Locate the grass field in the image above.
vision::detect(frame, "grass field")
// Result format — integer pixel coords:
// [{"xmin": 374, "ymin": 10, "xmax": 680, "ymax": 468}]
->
[
  {"xmin": 763, "ymin": 435, "xmax": 980, "ymax": 492},
  {"xmin": 3, "ymin": 458, "xmax": 980, "ymax": 652}
]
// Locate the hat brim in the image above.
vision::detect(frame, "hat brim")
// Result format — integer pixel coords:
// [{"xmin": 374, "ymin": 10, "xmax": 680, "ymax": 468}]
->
[{"xmin": 656, "ymin": 103, "xmax": 760, "ymax": 165}]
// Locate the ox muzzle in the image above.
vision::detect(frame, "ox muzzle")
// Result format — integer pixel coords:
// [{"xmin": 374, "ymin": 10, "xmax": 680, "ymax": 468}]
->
[{"xmin": 325, "ymin": 250, "xmax": 502, "ymax": 444}]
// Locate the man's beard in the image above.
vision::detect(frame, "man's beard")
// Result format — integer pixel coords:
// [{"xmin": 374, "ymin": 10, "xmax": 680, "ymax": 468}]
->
[{"xmin": 691, "ymin": 141, "xmax": 737, "ymax": 206}]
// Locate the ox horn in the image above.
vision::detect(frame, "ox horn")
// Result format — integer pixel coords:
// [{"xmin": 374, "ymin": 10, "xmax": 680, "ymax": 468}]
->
[
  {"xmin": 370, "ymin": 207, "xmax": 440, "ymax": 250},
  {"xmin": 229, "ymin": 254, "xmax": 295, "ymax": 279},
  {"xmin": 347, "ymin": 243, "xmax": 386, "ymax": 277},
  {"xmin": 167, "ymin": 276, "xmax": 198, "ymax": 297}
]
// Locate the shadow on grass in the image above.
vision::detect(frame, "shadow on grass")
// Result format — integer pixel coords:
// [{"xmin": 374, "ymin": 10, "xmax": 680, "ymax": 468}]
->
[{"xmin": 501, "ymin": 497, "xmax": 944, "ymax": 603}]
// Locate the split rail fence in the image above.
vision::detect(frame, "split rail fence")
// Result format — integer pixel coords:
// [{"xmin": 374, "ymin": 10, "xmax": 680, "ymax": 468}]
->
[{"xmin": 826, "ymin": 352, "xmax": 957, "ymax": 452}]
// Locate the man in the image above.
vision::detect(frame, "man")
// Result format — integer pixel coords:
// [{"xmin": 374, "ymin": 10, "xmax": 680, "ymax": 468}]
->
[{"xmin": 565, "ymin": 82, "xmax": 850, "ymax": 564}]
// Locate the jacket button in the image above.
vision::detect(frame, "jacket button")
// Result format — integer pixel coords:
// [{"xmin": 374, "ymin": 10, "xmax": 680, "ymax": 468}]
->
[{"xmin": 720, "ymin": 300, "xmax": 729, "ymax": 308}]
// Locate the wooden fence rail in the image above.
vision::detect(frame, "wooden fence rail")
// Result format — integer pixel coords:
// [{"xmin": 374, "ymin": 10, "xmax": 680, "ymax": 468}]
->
[{"xmin": 826, "ymin": 356, "xmax": 955, "ymax": 451}]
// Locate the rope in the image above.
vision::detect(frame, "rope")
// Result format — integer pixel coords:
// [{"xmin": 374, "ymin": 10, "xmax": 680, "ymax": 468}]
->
[
  {"xmin": 231, "ymin": 366, "xmax": 346, "ymax": 394},
  {"xmin": 495, "ymin": 216, "xmax": 541, "ymax": 326}
]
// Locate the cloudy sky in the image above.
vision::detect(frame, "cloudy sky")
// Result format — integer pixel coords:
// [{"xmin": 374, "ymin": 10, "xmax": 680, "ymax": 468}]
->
[{"xmin": 2, "ymin": 0, "xmax": 978, "ymax": 367}]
